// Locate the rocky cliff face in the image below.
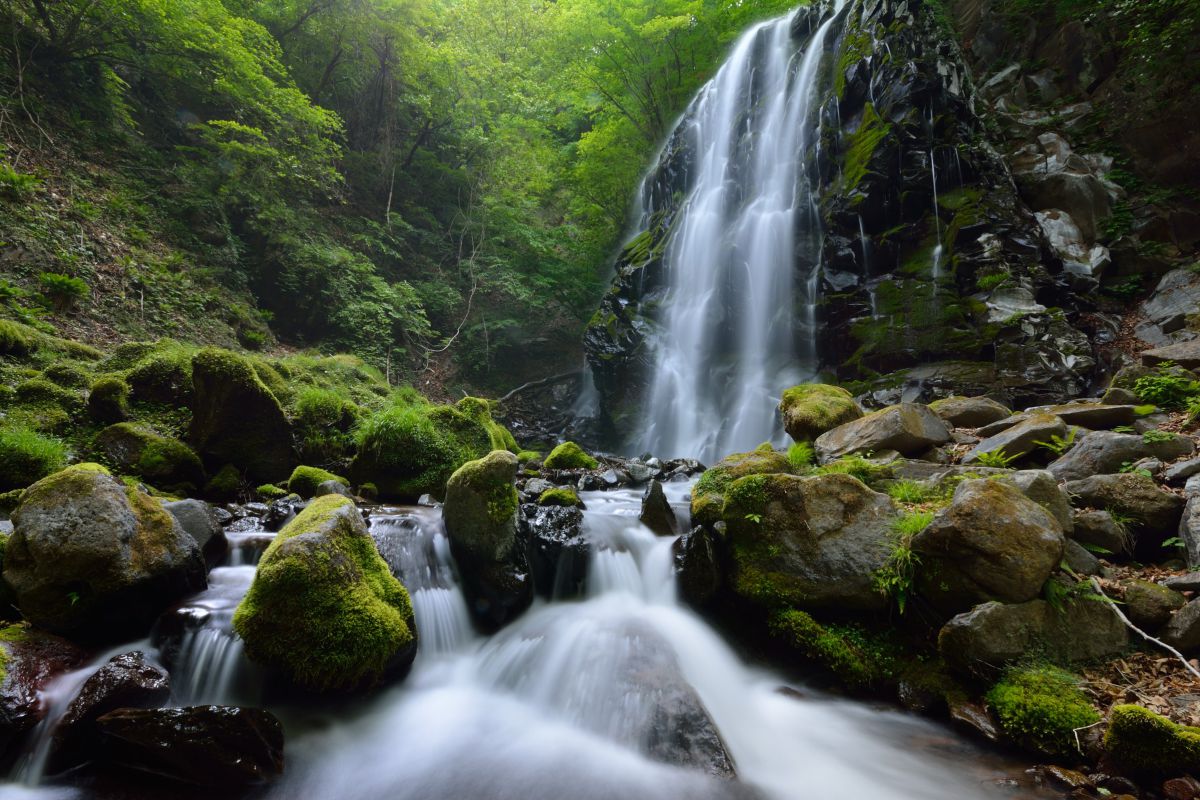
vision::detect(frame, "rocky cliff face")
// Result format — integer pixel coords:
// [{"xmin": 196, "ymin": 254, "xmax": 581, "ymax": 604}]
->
[{"xmin": 584, "ymin": 0, "xmax": 1104, "ymax": 447}]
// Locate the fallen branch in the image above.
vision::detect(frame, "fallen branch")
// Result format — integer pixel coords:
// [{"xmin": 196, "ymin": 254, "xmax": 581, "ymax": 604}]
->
[
  {"xmin": 497, "ymin": 370, "xmax": 580, "ymax": 403},
  {"xmin": 1091, "ymin": 577, "xmax": 1200, "ymax": 683}
]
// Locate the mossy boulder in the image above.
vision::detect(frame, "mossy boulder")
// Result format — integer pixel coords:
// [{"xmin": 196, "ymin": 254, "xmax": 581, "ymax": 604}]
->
[
  {"xmin": 232, "ymin": 495, "xmax": 416, "ymax": 692},
  {"xmin": 537, "ymin": 487, "xmax": 583, "ymax": 508},
  {"xmin": 351, "ymin": 401, "xmax": 496, "ymax": 501},
  {"xmin": 778, "ymin": 384, "xmax": 862, "ymax": 442},
  {"xmin": 1124, "ymin": 579, "xmax": 1186, "ymax": 631},
  {"xmin": 814, "ymin": 403, "xmax": 951, "ymax": 462},
  {"xmin": 189, "ymin": 348, "xmax": 295, "ymax": 484},
  {"xmin": 203, "ymin": 464, "xmax": 242, "ymax": 503},
  {"xmin": 125, "ymin": 345, "xmax": 194, "ymax": 406},
  {"xmin": 912, "ymin": 479, "xmax": 1064, "ymax": 613},
  {"xmin": 985, "ymin": 665, "xmax": 1099, "ymax": 757},
  {"xmin": 690, "ymin": 444, "xmax": 792, "ymax": 527},
  {"xmin": 1063, "ymin": 473, "xmax": 1185, "ymax": 547},
  {"xmin": 95, "ymin": 423, "xmax": 205, "ymax": 490},
  {"xmin": 87, "ymin": 377, "xmax": 130, "ymax": 424},
  {"xmin": 456, "ymin": 397, "xmax": 519, "ymax": 452},
  {"xmin": 286, "ymin": 466, "xmax": 349, "ymax": 499},
  {"xmin": 4, "ymin": 465, "xmax": 206, "ymax": 640},
  {"xmin": 1104, "ymin": 705, "xmax": 1200, "ymax": 779},
  {"xmin": 721, "ymin": 472, "xmax": 897, "ymax": 613},
  {"xmin": 928, "ymin": 395, "xmax": 1011, "ymax": 428},
  {"xmin": 542, "ymin": 441, "xmax": 599, "ymax": 471},
  {"xmin": 442, "ymin": 450, "xmax": 531, "ymax": 631},
  {"xmin": 768, "ymin": 609, "xmax": 886, "ymax": 690}
]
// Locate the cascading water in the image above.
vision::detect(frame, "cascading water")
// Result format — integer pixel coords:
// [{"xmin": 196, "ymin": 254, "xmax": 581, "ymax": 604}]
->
[{"xmin": 637, "ymin": 4, "xmax": 845, "ymax": 463}]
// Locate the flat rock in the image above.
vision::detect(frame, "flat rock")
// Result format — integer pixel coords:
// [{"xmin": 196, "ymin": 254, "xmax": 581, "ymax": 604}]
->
[
  {"xmin": 1142, "ymin": 340, "xmax": 1200, "ymax": 370},
  {"xmin": 1047, "ymin": 430, "xmax": 1193, "ymax": 481},
  {"xmin": 963, "ymin": 414, "xmax": 1066, "ymax": 464},
  {"xmin": 928, "ymin": 396, "xmax": 1012, "ymax": 428},
  {"xmin": 1027, "ymin": 403, "xmax": 1138, "ymax": 429},
  {"xmin": 814, "ymin": 404, "xmax": 951, "ymax": 462}
]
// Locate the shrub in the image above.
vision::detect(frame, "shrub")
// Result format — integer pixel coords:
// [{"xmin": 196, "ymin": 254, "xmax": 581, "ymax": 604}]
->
[
  {"xmin": 986, "ymin": 665, "xmax": 1099, "ymax": 756},
  {"xmin": 1133, "ymin": 362, "xmax": 1200, "ymax": 409},
  {"xmin": 975, "ymin": 448, "xmax": 1019, "ymax": 468},
  {"xmin": 38, "ymin": 273, "xmax": 88, "ymax": 313},
  {"xmin": 873, "ymin": 511, "xmax": 933, "ymax": 613},
  {"xmin": 0, "ymin": 425, "xmax": 68, "ymax": 492},
  {"xmin": 886, "ymin": 479, "xmax": 936, "ymax": 504}
]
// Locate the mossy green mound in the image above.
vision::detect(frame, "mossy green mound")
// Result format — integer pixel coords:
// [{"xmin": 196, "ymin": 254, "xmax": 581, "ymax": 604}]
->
[
  {"xmin": 1104, "ymin": 704, "xmax": 1200, "ymax": 778},
  {"xmin": 87, "ymin": 376, "xmax": 131, "ymax": 424},
  {"xmin": 779, "ymin": 384, "xmax": 861, "ymax": 442},
  {"xmin": 542, "ymin": 441, "xmax": 598, "ymax": 470},
  {"xmin": 189, "ymin": 348, "xmax": 295, "ymax": 484},
  {"xmin": 256, "ymin": 483, "xmax": 288, "ymax": 500},
  {"xmin": 457, "ymin": 397, "xmax": 519, "ymax": 452},
  {"xmin": 768, "ymin": 609, "xmax": 893, "ymax": 690},
  {"xmin": 232, "ymin": 495, "xmax": 416, "ymax": 692},
  {"xmin": 95, "ymin": 423, "xmax": 204, "ymax": 490},
  {"xmin": 443, "ymin": 451, "xmax": 520, "ymax": 561},
  {"xmin": 537, "ymin": 487, "xmax": 582, "ymax": 507},
  {"xmin": 287, "ymin": 466, "xmax": 350, "ymax": 498},
  {"xmin": 690, "ymin": 443, "xmax": 791, "ymax": 527},
  {"xmin": 119, "ymin": 340, "xmax": 195, "ymax": 406},
  {"xmin": 986, "ymin": 665, "xmax": 1099, "ymax": 757},
  {"xmin": 351, "ymin": 400, "xmax": 500, "ymax": 500},
  {"xmin": 204, "ymin": 464, "xmax": 242, "ymax": 502},
  {"xmin": 0, "ymin": 424, "xmax": 68, "ymax": 493}
]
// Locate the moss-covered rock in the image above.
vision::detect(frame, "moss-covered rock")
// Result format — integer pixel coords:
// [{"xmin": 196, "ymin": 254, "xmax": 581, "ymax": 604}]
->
[
  {"xmin": 94, "ymin": 423, "xmax": 204, "ymax": 490},
  {"xmin": 814, "ymin": 403, "xmax": 952, "ymax": 462},
  {"xmin": 928, "ymin": 395, "xmax": 1011, "ymax": 428},
  {"xmin": 768, "ymin": 609, "xmax": 885, "ymax": 690},
  {"xmin": 986, "ymin": 665, "xmax": 1099, "ymax": 757},
  {"xmin": 41, "ymin": 363, "xmax": 92, "ymax": 389},
  {"xmin": 0, "ymin": 424, "xmax": 68, "ymax": 493},
  {"xmin": 124, "ymin": 343, "xmax": 194, "ymax": 406},
  {"xmin": 87, "ymin": 377, "xmax": 130, "ymax": 424},
  {"xmin": 189, "ymin": 348, "xmax": 294, "ymax": 484},
  {"xmin": 15, "ymin": 378, "xmax": 84, "ymax": 415},
  {"xmin": 286, "ymin": 466, "xmax": 349, "ymax": 498},
  {"xmin": 537, "ymin": 487, "xmax": 582, "ymax": 507},
  {"xmin": 778, "ymin": 384, "xmax": 862, "ymax": 442},
  {"xmin": 232, "ymin": 495, "xmax": 415, "ymax": 692},
  {"xmin": 256, "ymin": 484, "xmax": 288, "ymax": 501},
  {"xmin": 203, "ymin": 464, "xmax": 242, "ymax": 503},
  {"xmin": 690, "ymin": 444, "xmax": 792, "ymax": 527},
  {"xmin": 542, "ymin": 441, "xmax": 599, "ymax": 471},
  {"xmin": 443, "ymin": 451, "xmax": 520, "ymax": 562},
  {"xmin": 0, "ymin": 320, "xmax": 38, "ymax": 357},
  {"xmin": 1104, "ymin": 704, "xmax": 1200, "ymax": 779},
  {"xmin": 5, "ymin": 465, "xmax": 205, "ymax": 640},
  {"xmin": 721, "ymin": 472, "xmax": 896, "ymax": 612},
  {"xmin": 351, "ymin": 401, "xmax": 498, "ymax": 500},
  {"xmin": 457, "ymin": 397, "xmax": 518, "ymax": 452}
]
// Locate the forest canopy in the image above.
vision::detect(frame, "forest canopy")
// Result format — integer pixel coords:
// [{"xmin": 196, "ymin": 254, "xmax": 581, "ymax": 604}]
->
[{"xmin": 0, "ymin": 0, "xmax": 797, "ymax": 387}]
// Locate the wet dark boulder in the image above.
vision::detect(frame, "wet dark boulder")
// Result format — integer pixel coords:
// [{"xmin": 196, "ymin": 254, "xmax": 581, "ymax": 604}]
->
[
  {"xmin": 520, "ymin": 503, "xmax": 588, "ymax": 600},
  {"xmin": 1047, "ymin": 430, "xmax": 1193, "ymax": 481},
  {"xmin": 0, "ymin": 625, "xmax": 86, "ymax": 758},
  {"xmin": 96, "ymin": 705, "xmax": 284, "ymax": 790},
  {"xmin": 1063, "ymin": 473, "xmax": 1185, "ymax": 552},
  {"xmin": 673, "ymin": 527, "xmax": 722, "ymax": 610},
  {"xmin": 814, "ymin": 404, "xmax": 951, "ymax": 462},
  {"xmin": 50, "ymin": 651, "xmax": 170, "ymax": 770},
  {"xmin": 639, "ymin": 480, "xmax": 678, "ymax": 537},
  {"xmin": 163, "ymin": 499, "xmax": 227, "ymax": 567}
]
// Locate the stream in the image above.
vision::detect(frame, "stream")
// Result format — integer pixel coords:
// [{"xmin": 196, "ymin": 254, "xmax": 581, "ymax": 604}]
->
[{"xmin": 1, "ymin": 482, "xmax": 1058, "ymax": 800}]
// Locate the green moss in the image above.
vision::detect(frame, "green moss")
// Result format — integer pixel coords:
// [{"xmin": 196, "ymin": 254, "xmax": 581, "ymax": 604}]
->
[
  {"xmin": 352, "ymin": 400, "xmax": 496, "ymax": 500},
  {"xmin": 87, "ymin": 376, "xmax": 131, "ymax": 423},
  {"xmin": 0, "ymin": 320, "xmax": 37, "ymax": 357},
  {"xmin": 769, "ymin": 608, "xmax": 881, "ymax": 689},
  {"xmin": 204, "ymin": 464, "xmax": 242, "ymax": 502},
  {"xmin": 232, "ymin": 494, "xmax": 415, "ymax": 692},
  {"xmin": 124, "ymin": 342, "xmax": 194, "ymax": 405},
  {"xmin": 986, "ymin": 665, "xmax": 1100, "ymax": 756},
  {"xmin": 1105, "ymin": 704, "xmax": 1200, "ymax": 778},
  {"xmin": 778, "ymin": 384, "xmax": 860, "ymax": 441},
  {"xmin": 543, "ymin": 441, "xmax": 599, "ymax": 470},
  {"xmin": 41, "ymin": 362, "xmax": 92, "ymax": 389},
  {"xmin": 94, "ymin": 423, "xmax": 204, "ymax": 489},
  {"xmin": 0, "ymin": 424, "xmax": 68, "ymax": 492},
  {"xmin": 834, "ymin": 28, "xmax": 873, "ymax": 98},
  {"xmin": 287, "ymin": 465, "xmax": 349, "ymax": 497},
  {"xmin": 0, "ymin": 489, "xmax": 22, "ymax": 514},
  {"xmin": 537, "ymin": 487, "xmax": 582, "ymax": 507},
  {"xmin": 358, "ymin": 482, "xmax": 378, "ymax": 501},
  {"xmin": 0, "ymin": 623, "xmax": 33, "ymax": 683},
  {"xmin": 457, "ymin": 397, "xmax": 519, "ymax": 452},
  {"xmin": 256, "ymin": 483, "xmax": 288, "ymax": 500},
  {"xmin": 292, "ymin": 386, "xmax": 360, "ymax": 464},
  {"xmin": 15, "ymin": 378, "xmax": 83, "ymax": 413},
  {"xmin": 842, "ymin": 103, "xmax": 891, "ymax": 192},
  {"xmin": 787, "ymin": 442, "xmax": 815, "ymax": 470},
  {"xmin": 691, "ymin": 447, "xmax": 792, "ymax": 527},
  {"xmin": 812, "ymin": 453, "xmax": 892, "ymax": 485},
  {"xmin": 516, "ymin": 450, "xmax": 541, "ymax": 463}
]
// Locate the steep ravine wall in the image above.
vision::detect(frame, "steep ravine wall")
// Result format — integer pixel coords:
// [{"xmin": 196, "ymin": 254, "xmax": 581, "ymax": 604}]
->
[{"xmin": 583, "ymin": 0, "xmax": 1099, "ymax": 453}]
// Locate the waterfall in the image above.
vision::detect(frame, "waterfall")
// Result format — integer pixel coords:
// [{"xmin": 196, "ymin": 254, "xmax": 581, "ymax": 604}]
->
[{"xmin": 636, "ymin": 3, "xmax": 846, "ymax": 464}]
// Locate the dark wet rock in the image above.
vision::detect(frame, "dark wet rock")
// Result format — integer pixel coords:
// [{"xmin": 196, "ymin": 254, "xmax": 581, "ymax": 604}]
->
[
  {"xmin": 520, "ymin": 503, "xmax": 588, "ymax": 600},
  {"xmin": 96, "ymin": 705, "xmax": 284, "ymax": 789},
  {"xmin": 314, "ymin": 480, "xmax": 351, "ymax": 498},
  {"xmin": 1134, "ymin": 269, "xmax": 1200, "ymax": 348},
  {"xmin": 0, "ymin": 626, "xmax": 87, "ymax": 755},
  {"xmin": 939, "ymin": 599, "xmax": 1127, "ymax": 678},
  {"xmin": 1039, "ymin": 766, "xmax": 1093, "ymax": 792},
  {"xmin": 1026, "ymin": 403, "xmax": 1138, "ymax": 429},
  {"xmin": 639, "ymin": 480, "xmax": 678, "ymax": 537},
  {"xmin": 262, "ymin": 496, "xmax": 300, "ymax": 531},
  {"xmin": 721, "ymin": 473, "xmax": 896, "ymax": 613},
  {"xmin": 1008, "ymin": 469, "xmax": 1074, "ymax": 533},
  {"xmin": 1048, "ymin": 431, "xmax": 1194, "ymax": 482},
  {"xmin": 6, "ymin": 466, "xmax": 206, "ymax": 641},
  {"xmin": 1161, "ymin": 599, "xmax": 1200, "ymax": 654},
  {"xmin": 51, "ymin": 651, "xmax": 170, "ymax": 770},
  {"xmin": 1064, "ymin": 473, "xmax": 1185, "ymax": 550},
  {"xmin": 163, "ymin": 499, "xmax": 227, "ymax": 567},
  {"xmin": 673, "ymin": 527, "xmax": 722, "ymax": 610},
  {"xmin": 1063, "ymin": 539, "xmax": 1100, "ymax": 575},
  {"xmin": 1124, "ymin": 580, "xmax": 1186, "ymax": 632},
  {"xmin": 928, "ymin": 396, "xmax": 1012, "ymax": 428},
  {"xmin": 948, "ymin": 698, "xmax": 1003, "ymax": 744},
  {"xmin": 912, "ymin": 480, "xmax": 1064, "ymax": 613},
  {"xmin": 1070, "ymin": 509, "xmax": 1129, "ymax": 557},
  {"xmin": 1164, "ymin": 572, "xmax": 1200, "ymax": 592},
  {"xmin": 814, "ymin": 404, "xmax": 951, "ymax": 462},
  {"xmin": 963, "ymin": 414, "xmax": 1066, "ymax": 465}
]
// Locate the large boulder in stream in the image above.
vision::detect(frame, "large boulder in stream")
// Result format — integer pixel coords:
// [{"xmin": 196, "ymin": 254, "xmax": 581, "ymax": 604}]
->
[
  {"xmin": 520, "ymin": 503, "xmax": 588, "ymax": 600},
  {"xmin": 911, "ymin": 479, "xmax": 1064, "ymax": 613},
  {"xmin": 96, "ymin": 705, "xmax": 284, "ymax": 790},
  {"xmin": 5, "ymin": 464, "xmax": 206, "ymax": 640},
  {"xmin": 690, "ymin": 444, "xmax": 793, "ymax": 527},
  {"xmin": 233, "ymin": 494, "xmax": 416, "ymax": 693},
  {"xmin": 0, "ymin": 623, "xmax": 87, "ymax": 756},
  {"xmin": 442, "ymin": 450, "xmax": 532, "ymax": 631},
  {"xmin": 189, "ymin": 348, "xmax": 295, "ymax": 484},
  {"xmin": 721, "ymin": 472, "xmax": 896, "ymax": 612}
]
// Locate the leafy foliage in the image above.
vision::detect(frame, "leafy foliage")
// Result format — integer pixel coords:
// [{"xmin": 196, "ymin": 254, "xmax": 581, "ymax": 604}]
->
[
  {"xmin": 986, "ymin": 664, "xmax": 1099, "ymax": 756},
  {"xmin": 1133, "ymin": 363, "xmax": 1200, "ymax": 409}
]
